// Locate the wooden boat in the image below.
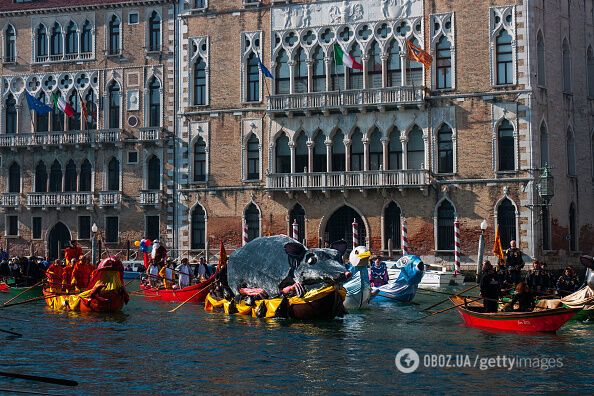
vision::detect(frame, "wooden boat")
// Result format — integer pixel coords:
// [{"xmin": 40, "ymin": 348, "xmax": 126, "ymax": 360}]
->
[
  {"xmin": 205, "ymin": 285, "xmax": 346, "ymax": 320},
  {"xmin": 4, "ymin": 284, "xmax": 43, "ymax": 300},
  {"xmin": 450, "ymin": 296, "xmax": 579, "ymax": 332},
  {"xmin": 140, "ymin": 275, "xmax": 215, "ymax": 303},
  {"xmin": 43, "ymin": 288, "xmax": 126, "ymax": 313}
]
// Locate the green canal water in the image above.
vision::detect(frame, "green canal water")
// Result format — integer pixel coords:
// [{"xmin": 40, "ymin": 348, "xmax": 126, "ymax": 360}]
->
[{"xmin": 1, "ymin": 283, "xmax": 593, "ymax": 394}]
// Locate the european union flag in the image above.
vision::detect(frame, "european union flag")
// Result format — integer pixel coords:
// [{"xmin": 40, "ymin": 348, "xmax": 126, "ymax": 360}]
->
[
  {"xmin": 25, "ymin": 92, "xmax": 53, "ymax": 115},
  {"xmin": 256, "ymin": 54, "xmax": 273, "ymax": 79}
]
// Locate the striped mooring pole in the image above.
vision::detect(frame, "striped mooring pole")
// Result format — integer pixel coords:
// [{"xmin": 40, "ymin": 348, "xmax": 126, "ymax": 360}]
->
[
  {"xmin": 401, "ymin": 217, "xmax": 409, "ymax": 255},
  {"xmin": 352, "ymin": 218, "xmax": 359, "ymax": 247},
  {"xmin": 292, "ymin": 219, "xmax": 299, "ymax": 241},
  {"xmin": 454, "ymin": 218, "xmax": 461, "ymax": 274},
  {"xmin": 242, "ymin": 219, "xmax": 249, "ymax": 246}
]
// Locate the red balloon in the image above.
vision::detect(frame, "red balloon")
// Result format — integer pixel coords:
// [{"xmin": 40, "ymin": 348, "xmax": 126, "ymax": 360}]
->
[{"xmin": 145, "ymin": 239, "xmax": 152, "ymax": 246}]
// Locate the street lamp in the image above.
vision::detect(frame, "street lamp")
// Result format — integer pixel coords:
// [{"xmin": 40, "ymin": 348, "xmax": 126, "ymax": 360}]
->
[
  {"xmin": 537, "ymin": 164, "xmax": 555, "ymax": 205},
  {"xmin": 91, "ymin": 223, "xmax": 98, "ymax": 265},
  {"xmin": 476, "ymin": 220, "xmax": 488, "ymax": 282}
]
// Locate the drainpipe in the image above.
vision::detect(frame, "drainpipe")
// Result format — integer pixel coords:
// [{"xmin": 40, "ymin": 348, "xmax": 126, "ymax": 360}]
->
[{"xmin": 172, "ymin": 2, "xmax": 179, "ymax": 257}]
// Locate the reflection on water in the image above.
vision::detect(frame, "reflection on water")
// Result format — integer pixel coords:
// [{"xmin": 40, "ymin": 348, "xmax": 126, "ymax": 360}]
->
[{"xmin": 0, "ymin": 282, "xmax": 593, "ymax": 394}]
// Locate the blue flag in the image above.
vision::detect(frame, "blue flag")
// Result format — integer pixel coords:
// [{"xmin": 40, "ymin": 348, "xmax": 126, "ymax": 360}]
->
[
  {"xmin": 256, "ymin": 54, "xmax": 273, "ymax": 79},
  {"xmin": 25, "ymin": 92, "xmax": 53, "ymax": 115}
]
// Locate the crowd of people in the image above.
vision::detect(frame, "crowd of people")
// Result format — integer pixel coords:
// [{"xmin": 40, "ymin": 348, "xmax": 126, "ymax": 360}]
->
[{"xmin": 480, "ymin": 240, "xmax": 585, "ymax": 313}]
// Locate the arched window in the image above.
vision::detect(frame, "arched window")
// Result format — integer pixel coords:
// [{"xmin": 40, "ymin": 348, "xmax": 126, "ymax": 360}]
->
[
  {"xmin": 387, "ymin": 40, "xmax": 402, "ymax": 87},
  {"xmin": 332, "ymin": 130, "xmax": 346, "ymax": 172},
  {"xmin": 350, "ymin": 129, "xmax": 364, "ymax": 171},
  {"xmin": 107, "ymin": 157, "xmax": 120, "ymax": 191},
  {"xmin": 312, "ymin": 47, "xmax": 326, "ymax": 92},
  {"xmin": 244, "ymin": 203, "xmax": 260, "ymax": 242},
  {"xmin": 435, "ymin": 35, "xmax": 452, "ymax": 89},
  {"xmin": 567, "ymin": 129, "xmax": 576, "ymax": 176},
  {"xmin": 309, "ymin": 132, "xmax": 325, "ymax": 172},
  {"xmin": 289, "ymin": 203, "xmax": 306, "ymax": 243},
  {"xmin": 85, "ymin": 91, "xmax": 97, "ymax": 130},
  {"xmin": 275, "ymin": 49, "xmax": 290, "ymax": 94},
  {"xmin": 540, "ymin": 122, "xmax": 549, "ymax": 168},
  {"xmin": 81, "ymin": 21, "xmax": 92, "ymax": 53},
  {"xmin": 35, "ymin": 161, "xmax": 47, "ymax": 193},
  {"xmin": 537, "ymin": 32, "xmax": 545, "ymax": 86},
  {"xmin": 588, "ymin": 47, "xmax": 594, "ymax": 98},
  {"xmin": 36, "ymin": 24, "xmax": 48, "ymax": 59},
  {"xmin": 193, "ymin": 137, "xmax": 207, "ymax": 182},
  {"xmin": 247, "ymin": 134, "xmax": 260, "ymax": 180},
  {"xmin": 50, "ymin": 23, "xmax": 62, "ymax": 56},
  {"xmin": 36, "ymin": 92, "xmax": 49, "ymax": 132},
  {"xmin": 384, "ymin": 202, "xmax": 401, "ymax": 249},
  {"xmin": 8, "ymin": 162, "xmax": 20, "ymax": 193},
  {"xmin": 147, "ymin": 156, "xmax": 160, "ymax": 190},
  {"xmin": 67, "ymin": 91, "xmax": 80, "ymax": 131},
  {"xmin": 437, "ymin": 125, "xmax": 453, "ymax": 173},
  {"xmin": 294, "ymin": 47, "xmax": 308, "ymax": 93},
  {"xmin": 148, "ymin": 77, "xmax": 160, "ymax": 127},
  {"xmin": 49, "ymin": 160, "xmax": 62, "ymax": 192},
  {"xmin": 569, "ymin": 203, "xmax": 577, "ymax": 251},
  {"xmin": 369, "ymin": 128, "xmax": 383, "ymax": 170},
  {"xmin": 246, "ymin": 52, "xmax": 260, "ymax": 102},
  {"xmin": 148, "ymin": 11, "xmax": 161, "ymax": 52},
  {"xmin": 64, "ymin": 160, "xmax": 77, "ymax": 192},
  {"xmin": 108, "ymin": 15, "xmax": 120, "ymax": 55},
  {"xmin": 191, "ymin": 205, "xmax": 206, "ymax": 250},
  {"xmin": 498, "ymin": 120, "xmax": 515, "ymax": 171},
  {"xmin": 295, "ymin": 132, "xmax": 308, "ymax": 173},
  {"xmin": 562, "ymin": 39, "xmax": 571, "ymax": 92},
  {"xmin": 5, "ymin": 93, "xmax": 17, "ymax": 134},
  {"xmin": 497, "ymin": 198, "xmax": 516, "ymax": 250},
  {"xmin": 108, "ymin": 82, "xmax": 120, "ymax": 128},
  {"xmin": 275, "ymin": 133, "xmax": 290, "ymax": 174},
  {"xmin": 193, "ymin": 57, "xmax": 206, "ymax": 105},
  {"xmin": 406, "ymin": 37, "xmax": 423, "ymax": 86},
  {"xmin": 388, "ymin": 128, "xmax": 402, "ymax": 170},
  {"xmin": 65, "ymin": 22, "xmax": 77, "ymax": 55},
  {"xmin": 331, "ymin": 46, "xmax": 345, "ymax": 90},
  {"xmin": 4, "ymin": 25, "xmax": 15, "ymax": 62},
  {"xmin": 407, "ymin": 126, "xmax": 424, "ymax": 169},
  {"xmin": 348, "ymin": 44, "xmax": 363, "ymax": 89},
  {"xmin": 79, "ymin": 159, "xmax": 92, "ymax": 192},
  {"xmin": 437, "ymin": 200, "xmax": 455, "ymax": 251},
  {"xmin": 496, "ymin": 30, "xmax": 513, "ymax": 85},
  {"xmin": 368, "ymin": 41, "xmax": 382, "ymax": 89}
]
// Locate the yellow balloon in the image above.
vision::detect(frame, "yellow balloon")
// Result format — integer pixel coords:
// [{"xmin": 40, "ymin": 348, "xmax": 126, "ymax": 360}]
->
[{"xmin": 134, "ymin": 240, "xmax": 141, "ymax": 247}]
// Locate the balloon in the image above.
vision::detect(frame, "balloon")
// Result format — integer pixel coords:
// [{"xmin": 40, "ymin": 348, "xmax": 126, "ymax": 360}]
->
[
  {"xmin": 134, "ymin": 240, "xmax": 140, "ymax": 247},
  {"xmin": 145, "ymin": 239, "xmax": 152, "ymax": 247}
]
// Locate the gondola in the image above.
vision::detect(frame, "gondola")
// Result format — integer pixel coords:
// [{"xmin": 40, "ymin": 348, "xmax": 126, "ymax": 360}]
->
[
  {"xmin": 450, "ymin": 296, "xmax": 579, "ymax": 332},
  {"xmin": 140, "ymin": 275, "xmax": 215, "ymax": 303}
]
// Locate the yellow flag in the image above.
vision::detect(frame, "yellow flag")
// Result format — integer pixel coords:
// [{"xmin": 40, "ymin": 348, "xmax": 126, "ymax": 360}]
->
[{"xmin": 493, "ymin": 226, "xmax": 504, "ymax": 260}]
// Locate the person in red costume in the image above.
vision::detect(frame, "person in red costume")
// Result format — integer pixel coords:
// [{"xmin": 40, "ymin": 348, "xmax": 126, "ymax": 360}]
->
[
  {"xmin": 63, "ymin": 240, "xmax": 83, "ymax": 266},
  {"xmin": 72, "ymin": 257, "xmax": 94, "ymax": 291},
  {"xmin": 62, "ymin": 259, "xmax": 75, "ymax": 292},
  {"xmin": 46, "ymin": 259, "xmax": 63, "ymax": 293}
]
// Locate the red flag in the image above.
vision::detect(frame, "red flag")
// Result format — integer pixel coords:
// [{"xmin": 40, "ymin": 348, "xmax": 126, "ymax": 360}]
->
[
  {"xmin": 217, "ymin": 241, "xmax": 228, "ymax": 272},
  {"xmin": 406, "ymin": 39, "xmax": 433, "ymax": 69},
  {"xmin": 493, "ymin": 226, "xmax": 505, "ymax": 261}
]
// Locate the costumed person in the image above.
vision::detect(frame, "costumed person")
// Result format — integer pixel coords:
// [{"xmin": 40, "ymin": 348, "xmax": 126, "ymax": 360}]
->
[
  {"xmin": 480, "ymin": 261, "xmax": 500, "ymax": 313},
  {"xmin": 525, "ymin": 260, "xmax": 551, "ymax": 295},
  {"xmin": 147, "ymin": 259, "xmax": 160, "ymax": 287},
  {"xmin": 494, "ymin": 258, "xmax": 510, "ymax": 291},
  {"xmin": 505, "ymin": 240, "xmax": 524, "ymax": 285},
  {"xmin": 159, "ymin": 262, "xmax": 174, "ymax": 289},
  {"xmin": 63, "ymin": 241, "xmax": 79, "ymax": 266},
  {"xmin": 194, "ymin": 257, "xmax": 210, "ymax": 282},
  {"xmin": 343, "ymin": 244, "xmax": 372, "ymax": 310},
  {"xmin": 46, "ymin": 259, "xmax": 64, "ymax": 293},
  {"xmin": 505, "ymin": 281, "xmax": 535, "ymax": 312},
  {"xmin": 369, "ymin": 255, "xmax": 389, "ymax": 287},
  {"xmin": 176, "ymin": 258, "xmax": 191, "ymax": 288},
  {"xmin": 556, "ymin": 266, "xmax": 580, "ymax": 297},
  {"xmin": 71, "ymin": 257, "xmax": 93, "ymax": 292},
  {"xmin": 80, "ymin": 256, "xmax": 129, "ymax": 310},
  {"xmin": 151, "ymin": 239, "xmax": 167, "ymax": 267},
  {"xmin": 62, "ymin": 258, "xmax": 75, "ymax": 292}
]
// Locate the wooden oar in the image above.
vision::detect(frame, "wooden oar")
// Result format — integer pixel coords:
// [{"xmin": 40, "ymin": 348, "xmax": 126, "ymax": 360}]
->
[
  {"xmin": 2, "ymin": 280, "xmax": 44, "ymax": 306},
  {"xmin": 422, "ymin": 284, "xmax": 480, "ymax": 312},
  {"xmin": 124, "ymin": 278, "xmax": 137, "ymax": 288},
  {"xmin": 408, "ymin": 296, "xmax": 484, "ymax": 324},
  {"xmin": 0, "ymin": 371, "xmax": 78, "ymax": 387},
  {"xmin": 168, "ymin": 283, "xmax": 213, "ymax": 313},
  {"xmin": 0, "ymin": 328, "xmax": 22, "ymax": 337}
]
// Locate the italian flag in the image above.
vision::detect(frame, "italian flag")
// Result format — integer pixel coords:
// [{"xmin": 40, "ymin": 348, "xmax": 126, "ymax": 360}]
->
[
  {"xmin": 334, "ymin": 43, "xmax": 363, "ymax": 70},
  {"xmin": 52, "ymin": 93, "xmax": 75, "ymax": 118}
]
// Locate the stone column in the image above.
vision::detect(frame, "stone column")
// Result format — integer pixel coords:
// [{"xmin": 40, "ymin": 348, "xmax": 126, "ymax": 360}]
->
[
  {"xmin": 401, "ymin": 135, "xmax": 408, "ymax": 170},
  {"xmin": 362, "ymin": 56, "xmax": 369, "ymax": 89},
  {"xmin": 381, "ymin": 54, "xmax": 388, "ymax": 88},
  {"xmin": 307, "ymin": 139, "xmax": 313, "ymax": 174},
  {"xmin": 400, "ymin": 52, "xmax": 407, "ymax": 85},
  {"xmin": 288, "ymin": 61, "xmax": 295, "ymax": 94},
  {"xmin": 325, "ymin": 139, "xmax": 332, "ymax": 172},
  {"xmin": 289, "ymin": 141, "xmax": 296, "ymax": 174},
  {"xmin": 363, "ymin": 137, "xmax": 369, "ymax": 171},
  {"xmin": 381, "ymin": 137, "xmax": 389, "ymax": 171},
  {"xmin": 344, "ymin": 138, "xmax": 351, "ymax": 172}
]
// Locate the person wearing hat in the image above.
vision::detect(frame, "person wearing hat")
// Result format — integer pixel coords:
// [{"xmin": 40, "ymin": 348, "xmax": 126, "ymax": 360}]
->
[
  {"xmin": 151, "ymin": 239, "xmax": 167, "ymax": 267},
  {"xmin": 62, "ymin": 257, "xmax": 75, "ymax": 292},
  {"xmin": 176, "ymin": 258, "xmax": 191, "ymax": 288},
  {"xmin": 147, "ymin": 259, "xmax": 160, "ymax": 288},
  {"xmin": 480, "ymin": 260, "xmax": 500, "ymax": 313},
  {"xmin": 159, "ymin": 261, "xmax": 174, "ymax": 289},
  {"xmin": 193, "ymin": 257, "xmax": 210, "ymax": 282},
  {"xmin": 46, "ymin": 259, "xmax": 64, "ymax": 293}
]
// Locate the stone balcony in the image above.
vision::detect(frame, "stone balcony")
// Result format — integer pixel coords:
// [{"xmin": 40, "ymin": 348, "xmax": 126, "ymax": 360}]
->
[
  {"xmin": 138, "ymin": 127, "xmax": 162, "ymax": 144},
  {"xmin": 26, "ymin": 192, "xmax": 93, "ymax": 208},
  {"xmin": 99, "ymin": 191, "xmax": 122, "ymax": 207},
  {"xmin": 0, "ymin": 129, "xmax": 122, "ymax": 150},
  {"xmin": 139, "ymin": 190, "xmax": 161, "ymax": 206},
  {"xmin": 266, "ymin": 169, "xmax": 430, "ymax": 195},
  {"xmin": 267, "ymin": 86, "xmax": 425, "ymax": 116},
  {"xmin": 0, "ymin": 193, "xmax": 20, "ymax": 208}
]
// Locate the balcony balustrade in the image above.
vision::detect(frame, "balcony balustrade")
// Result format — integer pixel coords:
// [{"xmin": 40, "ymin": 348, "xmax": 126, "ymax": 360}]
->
[
  {"xmin": 139, "ymin": 191, "xmax": 161, "ymax": 206},
  {"xmin": 98, "ymin": 191, "xmax": 122, "ymax": 207},
  {"xmin": 26, "ymin": 192, "xmax": 93, "ymax": 208},
  {"xmin": 138, "ymin": 127, "xmax": 161, "ymax": 142},
  {"xmin": 0, "ymin": 129, "xmax": 122, "ymax": 149},
  {"xmin": 0, "ymin": 193, "xmax": 20, "ymax": 208}
]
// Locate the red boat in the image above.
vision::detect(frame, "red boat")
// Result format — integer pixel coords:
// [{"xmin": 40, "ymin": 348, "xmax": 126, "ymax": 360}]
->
[
  {"xmin": 450, "ymin": 296, "xmax": 579, "ymax": 333},
  {"xmin": 140, "ymin": 275, "xmax": 215, "ymax": 303}
]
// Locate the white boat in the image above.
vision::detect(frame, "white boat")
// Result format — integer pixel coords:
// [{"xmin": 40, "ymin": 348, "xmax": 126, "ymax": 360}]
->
[{"xmin": 385, "ymin": 261, "xmax": 460, "ymax": 287}]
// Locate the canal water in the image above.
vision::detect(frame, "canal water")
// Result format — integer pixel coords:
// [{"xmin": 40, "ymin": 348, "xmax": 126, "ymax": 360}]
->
[{"xmin": 1, "ymin": 283, "xmax": 593, "ymax": 395}]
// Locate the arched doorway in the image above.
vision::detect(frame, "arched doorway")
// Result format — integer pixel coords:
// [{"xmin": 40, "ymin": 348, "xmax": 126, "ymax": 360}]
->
[
  {"xmin": 324, "ymin": 205, "xmax": 366, "ymax": 249},
  {"xmin": 48, "ymin": 222, "xmax": 71, "ymax": 260}
]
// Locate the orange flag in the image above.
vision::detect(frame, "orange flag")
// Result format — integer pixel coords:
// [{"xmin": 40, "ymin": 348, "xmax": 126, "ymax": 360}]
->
[
  {"xmin": 493, "ymin": 226, "xmax": 505, "ymax": 260},
  {"xmin": 217, "ymin": 241, "xmax": 228, "ymax": 272},
  {"xmin": 406, "ymin": 39, "xmax": 433, "ymax": 69}
]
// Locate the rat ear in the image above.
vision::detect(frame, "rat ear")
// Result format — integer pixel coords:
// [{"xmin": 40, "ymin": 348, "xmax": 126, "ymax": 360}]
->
[
  {"xmin": 330, "ymin": 240, "xmax": 348, "ymax": 256},
  {"xmin": 284, "ymin": 242, "xmax": 307, "ymax": 261}
]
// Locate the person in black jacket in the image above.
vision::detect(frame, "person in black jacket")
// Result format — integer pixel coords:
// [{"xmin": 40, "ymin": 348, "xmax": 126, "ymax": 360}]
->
[
  {"xmin": 480, "ymin": 261, "xmax": 500, "ymax": 313},
  {"xmin": 505, "ymin": 240, "xmax": 525, "ymax": 285}
]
